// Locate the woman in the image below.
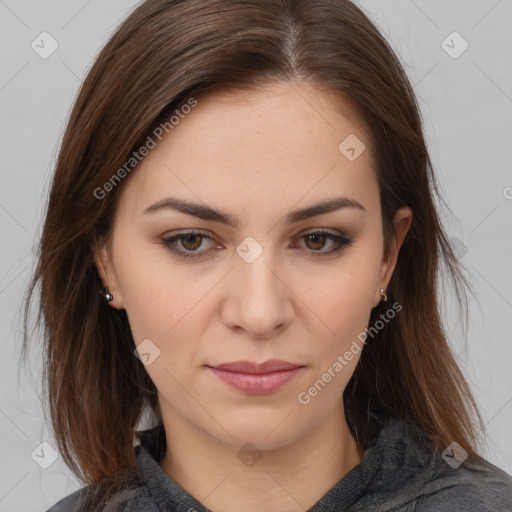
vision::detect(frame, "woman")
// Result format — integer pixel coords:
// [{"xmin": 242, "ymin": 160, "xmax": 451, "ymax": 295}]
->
[{"xmin": 23, "ymin": 0, "xmax": 512, "ymax": 510}]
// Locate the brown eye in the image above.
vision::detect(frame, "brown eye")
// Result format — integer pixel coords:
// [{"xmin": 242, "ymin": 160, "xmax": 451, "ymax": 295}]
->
[
  {"xmin": 295, "ymin": 230, "xmax": 354, "ymax": 258},
  {"xmin": 304, "ymin": 233, "xmax": 328, "ymax": 251},
  {"xmin": 180, "ymin": 234, "xmax": 205, "ymax": 251},
  {"xmin": 162, "ymin": 230, "xmax": 217, "ymax": 259}
]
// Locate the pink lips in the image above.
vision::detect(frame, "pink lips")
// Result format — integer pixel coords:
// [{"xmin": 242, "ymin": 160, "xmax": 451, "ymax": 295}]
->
[{"xmin": 207, "ymin": 359, "xmax": 304, "ymax": 393}]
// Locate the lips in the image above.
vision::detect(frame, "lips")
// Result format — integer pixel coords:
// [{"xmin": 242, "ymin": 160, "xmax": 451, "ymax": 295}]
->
[
  {"xmin": 206, "ymin": 359, "xmax": 305, "ymax": 393},
  {"xmin": 209, "ymin": 359, "xmax": 302, "ymax": 374}
]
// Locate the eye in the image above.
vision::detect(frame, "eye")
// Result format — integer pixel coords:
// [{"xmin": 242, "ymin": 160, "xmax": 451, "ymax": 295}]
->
[
  {"xmin": 161, "ymin": 230, "xmax": 217, "ymax": 260},
  {"xmin": 293, "ymin": 229, "xmax": 353, "ymax": 257},
  {"xmin": 161, "ymin": 229, "xmax": 353, "ymax": 260}
]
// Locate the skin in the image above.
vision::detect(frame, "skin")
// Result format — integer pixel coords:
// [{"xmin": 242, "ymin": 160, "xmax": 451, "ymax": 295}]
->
[{"xmin": 95, "ymin": 79, "xmax": 412, "ymax": 512}]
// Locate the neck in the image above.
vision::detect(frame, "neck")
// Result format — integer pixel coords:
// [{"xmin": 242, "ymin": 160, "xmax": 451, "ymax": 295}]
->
[{"xmin": 159, "ymin": 404, "xmax": 363, "ymax": 512}]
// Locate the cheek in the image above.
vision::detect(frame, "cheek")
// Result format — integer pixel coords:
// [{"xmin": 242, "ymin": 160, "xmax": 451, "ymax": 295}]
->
[
  {"xmin": 113, "ymin": 239, "xmax": 214, "ymax": 372},
  {"xmin": 112, "ymin": 239, "xmax": 180, "ymax": 341},
  {"xmin": 302, "ymin": 255, "xmax": 378, "ymax": 345}
]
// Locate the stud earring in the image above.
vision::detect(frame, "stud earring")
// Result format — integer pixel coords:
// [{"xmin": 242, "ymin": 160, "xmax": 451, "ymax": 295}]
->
[
  {"xmin": 379, "ymin": 288, "xmax": 388, "ymax": 302},
  {"xmin": 100, "ymin": 287, "xmax": 113, "ymax": 303}
]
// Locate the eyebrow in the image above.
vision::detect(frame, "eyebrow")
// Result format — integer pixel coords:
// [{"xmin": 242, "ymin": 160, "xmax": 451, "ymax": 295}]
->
[{"xmin": 141, "ymin": 196, "xmax": 366, "ymax": 226}]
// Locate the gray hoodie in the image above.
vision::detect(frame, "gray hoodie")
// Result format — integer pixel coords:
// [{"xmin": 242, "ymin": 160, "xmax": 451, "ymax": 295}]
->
[{"xmin": 46, "ymin": 417, "xmax": 512, "ymax": 511}]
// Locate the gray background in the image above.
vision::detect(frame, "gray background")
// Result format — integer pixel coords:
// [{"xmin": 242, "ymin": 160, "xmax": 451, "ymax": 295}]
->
[{"xmin": 0, "ymin": 1, "xmax": 511, "ymax": 510}]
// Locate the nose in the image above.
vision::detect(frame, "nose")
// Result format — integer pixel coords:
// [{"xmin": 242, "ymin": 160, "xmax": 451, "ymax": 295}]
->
[{"xmin": 221, "ymin": 246, "xmax": 295, "ymax": 340}]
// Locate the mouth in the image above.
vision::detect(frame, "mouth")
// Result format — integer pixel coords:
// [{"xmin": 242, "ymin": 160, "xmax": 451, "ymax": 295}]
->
[{"xmin": 206, "ymin": 359, "xmax": 305, "ymax": 394}]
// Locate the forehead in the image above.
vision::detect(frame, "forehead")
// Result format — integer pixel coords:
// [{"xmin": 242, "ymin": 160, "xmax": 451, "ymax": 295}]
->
[{"xmin": 116, "ymin": 80, "xmax": 379, "ymax": 221}]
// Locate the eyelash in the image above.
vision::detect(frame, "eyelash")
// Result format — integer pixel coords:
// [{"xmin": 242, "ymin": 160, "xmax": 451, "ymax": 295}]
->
[{"xmin": 161, "ymin": 229, "xmax": 353, "ymax": 260}]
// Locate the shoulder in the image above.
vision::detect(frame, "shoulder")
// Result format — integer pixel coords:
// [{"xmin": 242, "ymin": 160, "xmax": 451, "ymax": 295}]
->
[
  {"xmin": 44, "ymin": 469, "xmax": 153, "ymax": 512},
  {"xmin": 45, "ymin": 488, "xmax": 83, "ymax": 512},
  {"xmin": 413, "ymin": 456, "xmax": 512, "ymax": 511},
  {"xmin": 44, "ymin": 484, "xmax": 156, "ymax": 512},
  {"xmin": 44, "ymin": 432, "xmax": 165, "ymax": 512},
  {"xmin": 359, "ymin": 418, "xmax": 512, "ymax": 511}
]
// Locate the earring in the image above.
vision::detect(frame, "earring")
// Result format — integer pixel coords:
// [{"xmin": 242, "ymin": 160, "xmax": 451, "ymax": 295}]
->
[
  {"xmin": 100, "ymin": 287, "xmax": 113, "ymax": 303},
  {"xmin": 379, "ymin": 288, "xmax": 388, "ymax": 302}
]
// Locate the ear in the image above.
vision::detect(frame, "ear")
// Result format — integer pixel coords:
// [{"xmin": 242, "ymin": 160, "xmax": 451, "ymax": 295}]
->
[
  {"xmin": 373, "ymin": 206, "xmax": 413, "ymax": 307},
  {"xmin": 93, "ymin": 236, "xmax": 124, "ymax": 309}
]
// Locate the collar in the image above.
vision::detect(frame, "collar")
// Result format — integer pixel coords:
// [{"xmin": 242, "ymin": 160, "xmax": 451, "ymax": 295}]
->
[{"xmin": 133, "ymin": 417, "xmax": 435, "ymax": 511}]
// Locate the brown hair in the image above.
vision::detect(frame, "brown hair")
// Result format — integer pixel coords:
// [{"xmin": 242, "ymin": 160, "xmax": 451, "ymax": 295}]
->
[{"xmin": 22, "ymin": 0, "xmax": 484, "ymax": 509}]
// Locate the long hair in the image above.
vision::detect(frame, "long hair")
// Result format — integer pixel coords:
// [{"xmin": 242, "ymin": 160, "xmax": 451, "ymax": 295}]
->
[{"xmin": 22, "ymin": 0, "xmax": 484, "ymax": 509}]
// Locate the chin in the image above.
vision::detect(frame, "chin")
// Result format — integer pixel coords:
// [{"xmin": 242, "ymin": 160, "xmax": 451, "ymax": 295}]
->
[{"xmin": 202, "ymin": 408, "xmax": 308, "ymax": 451}]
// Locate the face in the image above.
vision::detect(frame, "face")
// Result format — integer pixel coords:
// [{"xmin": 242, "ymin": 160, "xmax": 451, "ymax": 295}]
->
[{"xmin": 96, "ymin": 80, "xmax": 411, "ymax": 451}]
